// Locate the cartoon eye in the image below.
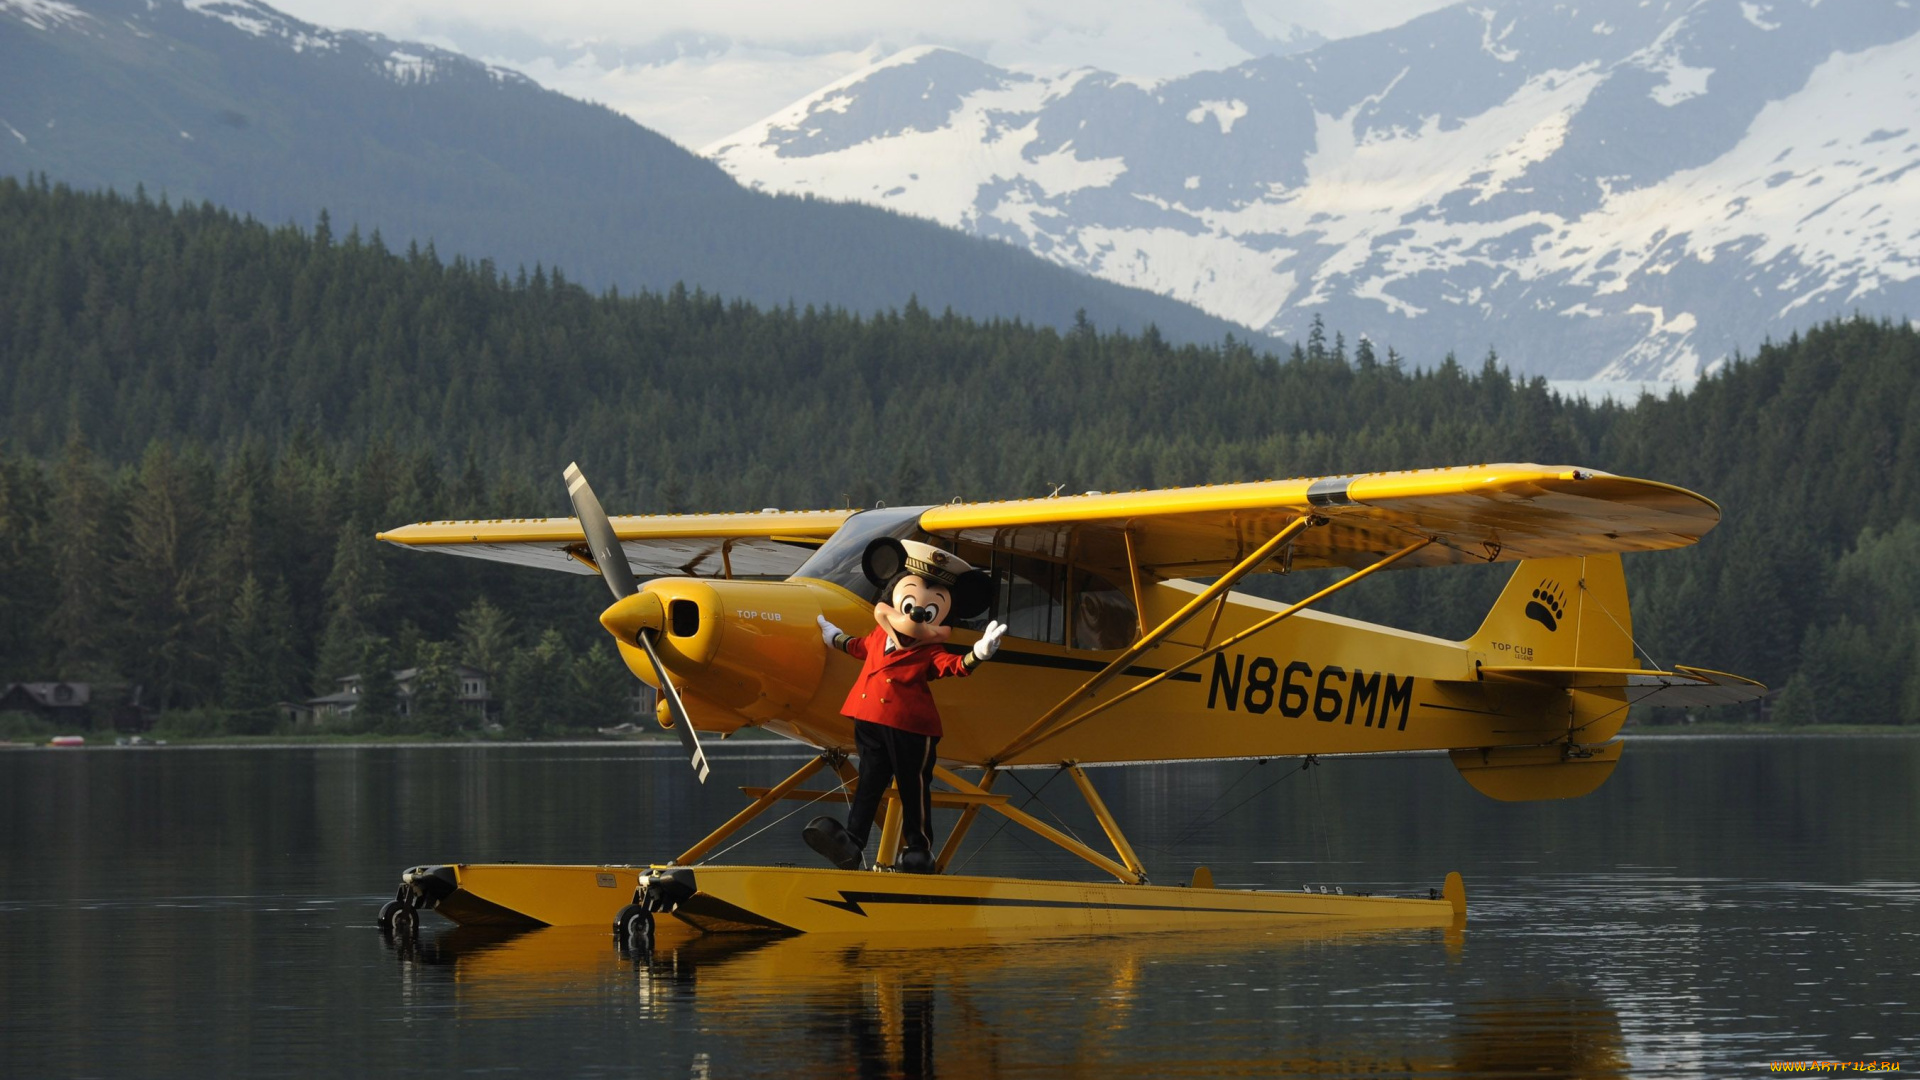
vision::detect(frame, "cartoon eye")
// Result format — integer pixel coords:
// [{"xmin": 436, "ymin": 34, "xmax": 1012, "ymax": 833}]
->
[
  {"xmin": 900, "ymin": 597, "xmax": 919, "ymax": 617},
  {"xmin": 921, "ymin": 603, "xmax": 940, "ymax": 624}
]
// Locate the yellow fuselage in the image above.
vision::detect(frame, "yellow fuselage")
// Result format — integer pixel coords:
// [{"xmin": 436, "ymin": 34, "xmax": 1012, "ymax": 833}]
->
[{"xmin": 617, "ymin": 573, "xmax": 1620, "ymax": 768}]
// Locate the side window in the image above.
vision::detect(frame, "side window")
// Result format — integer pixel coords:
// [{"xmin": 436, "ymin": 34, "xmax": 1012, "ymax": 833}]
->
[
  {"xmin": 990, "ymin": 552, "xmax": 1067, "ymax": 645},
  {"xmin": 1072, "ymin": 571, "xmax": 1138, "ymax": 651}
]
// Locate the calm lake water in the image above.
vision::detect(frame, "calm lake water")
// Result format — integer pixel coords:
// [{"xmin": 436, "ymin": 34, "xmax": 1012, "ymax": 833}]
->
[{"xmin": 2, "ymin": 735, "xmax": 1915, "ymax": 1078}]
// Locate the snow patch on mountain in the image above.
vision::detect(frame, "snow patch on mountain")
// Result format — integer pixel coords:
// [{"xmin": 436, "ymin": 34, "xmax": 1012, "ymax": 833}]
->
[
  {"xmin": 1186, "ymin": 99, "xmax": 1249, "ymax": 134},
  {"xmin": 715, "ymin": 51, "xmax": 1126, "ymax": 228},
  {"xmin": 182, "ymin": 0, "xmax": 333, "ymax": 52},
  {"xmin": 1633, "ymin": 13, "xmax": 1713, "ymax": 106},
  {"xmin": 1740, "ymin": 3, "xmax": 1781, "ymax": 31},
  {"xmin": 1, "ymin": 0, "xmax": 91, "ymax": 32},
  {"xmin": 1472, "ymin": 6, "xmax": 1521, "ymax": 62}
]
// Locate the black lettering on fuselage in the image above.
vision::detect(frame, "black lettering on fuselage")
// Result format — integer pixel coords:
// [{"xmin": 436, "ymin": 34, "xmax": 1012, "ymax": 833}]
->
[
  {"xmin": 1207, "ymin": 654, "xmax": 1245, "ymax": 711},
  {"xmin": 1314, "ymin": 666, "xmax": 1346, "ymax": 723},
  {"xmin": 1383, "ymin": 674, "xmax": 1414, "ymax": 731},
  {"xmin": 1346, "ymin": 670, "xmax": 1380, "ymax": 726},
  {"xmin": 1244, "ymin": 658, "xmax": 1278, "ymax": 714},
  {"xmin": 1203, "ymin": 654, "xmax": 1415, "ymax": 733},
  {"xmin": 1278, "ymin": 661, "xmax": 1310, "ymax": 719}
]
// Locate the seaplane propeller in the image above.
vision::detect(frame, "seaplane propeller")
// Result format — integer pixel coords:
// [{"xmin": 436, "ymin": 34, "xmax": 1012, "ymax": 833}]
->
[{"xmin": 564, "ymin": 462, "xmax": 710, "ymax": 783}]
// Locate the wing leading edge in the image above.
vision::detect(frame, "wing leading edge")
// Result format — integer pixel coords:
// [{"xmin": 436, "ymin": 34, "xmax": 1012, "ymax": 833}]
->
[
  {"xmin": 375, "ymin": 510, "xmax": 856, "ymax": 580},
  {"xmin": 376, "ymin": 465, "xmax": 1719, "ymax": 585},
  {"xmin": 916, "ymin": 464, "xmax": 1720, "ymax": 581}
]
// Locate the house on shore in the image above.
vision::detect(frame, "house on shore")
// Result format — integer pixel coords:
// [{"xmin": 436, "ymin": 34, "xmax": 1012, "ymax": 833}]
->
[
  {"xmin": 303, "ymin": 666, "xmax": 496, "ymax": 726},
  {"xmin": 0, "ymin": 681, "xmax": 91, "ymax": 719}
]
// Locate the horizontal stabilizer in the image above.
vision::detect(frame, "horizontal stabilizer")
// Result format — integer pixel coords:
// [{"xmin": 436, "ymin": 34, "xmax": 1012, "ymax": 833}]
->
[{"xmin": 1476, "ymin": 664, "xmax": 1766, "ymax": 708}]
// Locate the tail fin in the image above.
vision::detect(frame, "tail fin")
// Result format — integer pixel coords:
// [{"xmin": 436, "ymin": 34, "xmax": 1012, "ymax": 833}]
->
[
  {"xmin": 1454, "ymin": 554, "xmax": 1636, "ymax": 802},
  {"xmin": 1467, "ymin": 554, "xmax": 1636, "ymax": 670}
]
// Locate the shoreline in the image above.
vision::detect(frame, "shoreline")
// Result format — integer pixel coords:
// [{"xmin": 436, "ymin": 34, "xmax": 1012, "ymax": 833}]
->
[
  {"xmin": 0, "ymin": 730, "xmax": 804, "ymax": 750},
  {"xmin": 3, "ymin": 723, "xmax": 1914, "ymax": 750}
]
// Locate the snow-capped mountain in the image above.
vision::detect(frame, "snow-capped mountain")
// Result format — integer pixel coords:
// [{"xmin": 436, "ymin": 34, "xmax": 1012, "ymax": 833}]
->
[{"xmin": 707, "ymin": 0, "xmax": 1920, "ymax": 379}]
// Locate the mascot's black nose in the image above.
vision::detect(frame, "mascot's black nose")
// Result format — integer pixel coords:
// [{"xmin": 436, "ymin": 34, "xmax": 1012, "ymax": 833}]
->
[{"xmin": 909, "ymin": 606, "xmax": 936, "ymax": 624}]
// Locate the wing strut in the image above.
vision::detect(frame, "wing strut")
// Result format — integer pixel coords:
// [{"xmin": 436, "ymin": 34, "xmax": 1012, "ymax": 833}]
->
[
  {"xmin": 986, "ymin": 515, "xmax": 1316, "ymax": 767},
  {"xmin": 996, "ymin": 535, "xmax": 1434, "ymax": 763}
]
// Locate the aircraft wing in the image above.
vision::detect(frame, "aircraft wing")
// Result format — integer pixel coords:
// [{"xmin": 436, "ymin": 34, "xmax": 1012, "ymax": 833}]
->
[
  {"xmin": 375, "ymin": 510, "xmax": 856, "ymax": 579},
  {"xmin": 1474, "ymin": 664, "xmax": 1767, "ymax": 707},
  {"xmin": 917, "ymin": 464, "xmax": 1719, "ymax": 580}
]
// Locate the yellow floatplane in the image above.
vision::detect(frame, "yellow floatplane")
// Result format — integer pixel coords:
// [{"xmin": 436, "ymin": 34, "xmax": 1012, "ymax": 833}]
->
[{"xmin": 373, "ymin": 464, "xmax": 1761, "ymax": 942}]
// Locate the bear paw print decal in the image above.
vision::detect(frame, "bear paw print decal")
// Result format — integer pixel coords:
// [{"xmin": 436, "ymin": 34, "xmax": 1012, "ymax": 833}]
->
[{"xmin": 1525, "ymin": 581, "xmax": 1567, "ymax": 632}]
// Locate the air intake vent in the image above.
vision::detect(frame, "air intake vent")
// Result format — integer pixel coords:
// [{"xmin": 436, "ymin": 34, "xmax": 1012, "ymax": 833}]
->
[{"xmin": 669, "ymin": 599, "xmax": 701, "ymax": 638}]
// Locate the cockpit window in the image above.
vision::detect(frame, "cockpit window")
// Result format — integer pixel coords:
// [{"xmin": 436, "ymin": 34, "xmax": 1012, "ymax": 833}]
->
[
  {"xmin": 1072, "ymin": 570, "xmax": 1137, "ymax": 651},
  {"xmin": 984, "ymin": 550, "xmax": 1064, "ymax": 644},
  {"xmin": 794, "ymin": 509, "xmax": 1140, "ymax": 652}
]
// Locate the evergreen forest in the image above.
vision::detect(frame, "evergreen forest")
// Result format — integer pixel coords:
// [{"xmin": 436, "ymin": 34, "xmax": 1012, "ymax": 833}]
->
[{"xmin": 3, "ymin": 177, "xmax": 1917, "ymax": 734}]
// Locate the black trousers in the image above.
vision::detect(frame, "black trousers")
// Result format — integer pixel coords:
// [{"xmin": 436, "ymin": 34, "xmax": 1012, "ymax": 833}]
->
[{"xmin": 845, "ymin": 719, "xmax": 939, "ymax": 854}]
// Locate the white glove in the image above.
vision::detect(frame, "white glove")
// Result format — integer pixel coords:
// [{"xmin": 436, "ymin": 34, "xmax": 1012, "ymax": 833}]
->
[
  {"xmin": 971, "ymin": 620, "xmax": 1008, "ymax": 662},
  {"xmin": 817, "ymin": 614, "xmax": 846, "ymax": 648}
]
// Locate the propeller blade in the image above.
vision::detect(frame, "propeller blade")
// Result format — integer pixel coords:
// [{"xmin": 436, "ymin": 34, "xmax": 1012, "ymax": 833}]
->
[
  {"xmin": 638, "ymin": 628, "xmax": 710, "ymax": 784},
  {"xmin": 564, "ymin": 462, "xmax": 637, "ymax": 601}
]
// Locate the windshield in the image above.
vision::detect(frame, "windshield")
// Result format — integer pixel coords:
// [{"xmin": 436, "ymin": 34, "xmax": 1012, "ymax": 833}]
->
[{"xmin": 790, "ymin": 506, "xmax": 936, "ymax": 603}]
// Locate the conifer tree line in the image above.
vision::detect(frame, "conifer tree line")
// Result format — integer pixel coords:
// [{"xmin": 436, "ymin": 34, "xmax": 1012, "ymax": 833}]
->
[{"xmin": 2, "ymin": 175, "xmax": 1917, "ymax": 728}]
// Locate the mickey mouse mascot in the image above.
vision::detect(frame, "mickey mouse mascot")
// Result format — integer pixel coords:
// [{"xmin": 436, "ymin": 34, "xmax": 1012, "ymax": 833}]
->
[{"xmin": 806, "ymin": 538, "xmax": 1007, "ymax": 874}]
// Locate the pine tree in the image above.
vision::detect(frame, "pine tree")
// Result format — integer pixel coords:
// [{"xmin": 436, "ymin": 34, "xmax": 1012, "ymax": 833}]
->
[
  {"xmin": 0, "ymin": 454, "xmax": 54, "ymax": 681},
  {"xmin": 502, "ymin": 628, "xmax": 573, "ymax": 738},
  {"xmin": 571, "ymin": 642, "xmax": 635, "ymax": 733},
  {"xmin": 313, "ymin": 521, "xmax": 388, "ymax": 689},
  {"xmin": 356, "ymin": 637, "xmax": 399, "ymax": 733},
  {"xmin": 409, "ymin": 640, "xmax": 463, "ymax": 735},
  {"xmin": 114, "ymin": 443, "xmax": 219, "ymax": 709},
  {"xmin": 46, "ymin": 432, "xmax": 113, "ymax": 674},
  {"xmin": 456, "ymin": 596, "xmax": 516, "ymax": 680},
  {"xmin": 221, "ymin": 573, "xmax": 303, "ymax": 732},
  {"xmin": 1355, "ymin": 335, "xmax": 1377, "ymax": 372}
]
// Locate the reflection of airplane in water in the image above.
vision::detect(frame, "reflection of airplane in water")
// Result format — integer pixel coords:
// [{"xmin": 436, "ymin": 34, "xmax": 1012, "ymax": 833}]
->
[
  {"xmin": 387, "ymin": 923, "xmax": 1627, "ymax": 1078},
  {"xmin": 375, "ymin": 464, "xmax": 1759, "ymax": 941}
]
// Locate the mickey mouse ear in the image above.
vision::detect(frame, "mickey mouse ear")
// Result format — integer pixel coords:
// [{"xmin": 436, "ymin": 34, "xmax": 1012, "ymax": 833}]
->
[
  {"xmin": 861, "ymin": 538, "xmax": 908, "ymax": 587},
  {"xmin": 950, "ymin": 570, "xmax": 993, "ymax": 621}
]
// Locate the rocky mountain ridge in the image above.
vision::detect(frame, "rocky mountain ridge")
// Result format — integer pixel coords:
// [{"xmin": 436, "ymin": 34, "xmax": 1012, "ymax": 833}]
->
[{"xmin": 708, "ymin": 0, "xmax": 1920, "ymax": 379}]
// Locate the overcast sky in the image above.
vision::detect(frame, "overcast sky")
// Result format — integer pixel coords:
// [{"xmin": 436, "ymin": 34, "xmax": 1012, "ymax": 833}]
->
[{"xmin": 270, "ymin": 0, "xmax": 1458, "ymax": 147}]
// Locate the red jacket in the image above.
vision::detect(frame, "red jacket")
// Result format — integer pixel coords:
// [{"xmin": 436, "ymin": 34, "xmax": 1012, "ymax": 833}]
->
[{"xmin": 839, "ymin": 626, "xmax": 974, "ymax": 737}]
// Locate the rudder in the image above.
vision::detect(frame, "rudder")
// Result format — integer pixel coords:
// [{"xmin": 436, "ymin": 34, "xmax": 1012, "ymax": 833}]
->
[
  {"xmin": 1455, "ymin": 554, "xmax": 1637, "ymax": 801},
  {"xmin": 1467, "ymin": 554, "xmax": 1636, "ymax": 670}
]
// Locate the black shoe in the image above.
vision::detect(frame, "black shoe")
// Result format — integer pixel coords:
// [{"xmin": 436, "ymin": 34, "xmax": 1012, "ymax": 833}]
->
[
  {"xmin": 895, "ymin": 847, "xmax": 936, "ymax": 875},
  {"xmin": 803, "ymin": 816, "xmax": 864, "ymax": 871}
]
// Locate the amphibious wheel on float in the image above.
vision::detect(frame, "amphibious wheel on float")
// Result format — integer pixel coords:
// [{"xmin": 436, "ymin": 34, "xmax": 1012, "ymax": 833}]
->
[
  {"xmin": 613, "ymin": 903, "xmax": 654, "ymax": 946},
  {"xmin": 376, "ymin": 898, "xmax": 406, "ymax": 931}
]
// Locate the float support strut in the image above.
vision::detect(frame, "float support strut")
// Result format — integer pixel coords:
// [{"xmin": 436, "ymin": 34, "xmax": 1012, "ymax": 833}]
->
[
  {"xmin": 934, "ymin": 768, "xmax": 998, "ymax": 872},
  {"xmin": 876, "ymin": 787, "xmax": 904, "ymax": 867},
  {"xmin": 933, "ymin": 765, "xmax": 1143, "ymax": 885},
  {"xmin": 1068, "ymin": 764, "xmax": 1147, "ymax": 881},
  {"xmin": 674, "ymin": 752, "xmax": 832, "ymax": 865}
]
